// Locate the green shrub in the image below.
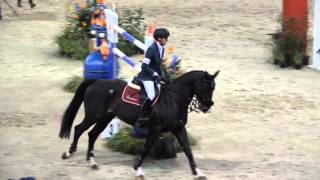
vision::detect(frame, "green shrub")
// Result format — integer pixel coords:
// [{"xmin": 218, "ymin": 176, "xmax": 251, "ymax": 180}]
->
[
  {"xmin": 56, "ymin": 5, "xmax": 145, "ymax": 60},
  {"xmin": 118, "ymin": 8, "xmax": 145, "ymax": 56},
  {"xmin": 56, "ymin": 25, "xmax": 89, "ymax": 60},
  {"xmin": 105, "ymin": 126, "xmax": 145, "ymax": 155},
  {"xmin": 56, "ymin": 2, "xmax": 94, "ymax": 60},
  {"xmin": 272, "ymin": 44, "xmax": 284, "ymax": 65},
  {"xmin": 105, "ymin": 126, "xmax": 197, "ymax": 155},
  {"xmin": 270, "ymin": 17, "xmax": 307, "ymax": 68},
  {"xmin": 63, "ymin": 76, "xmax": 84, "ymax": 93},
  {"xmin": 292, "ymin": 50, "xmax": 303, "ymax": 69},
  {"xmin": 162, "ymin": 59, "xmax": 183, "ymax": 81}
]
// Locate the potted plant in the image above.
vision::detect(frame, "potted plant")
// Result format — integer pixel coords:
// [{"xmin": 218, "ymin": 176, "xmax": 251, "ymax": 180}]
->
[
  {"xmin": 272, "ymin": 42, "xmax": 284, "ymax": 66},
  {"xmin": 270, "ymin": 17, "xmax": 309, "ymax": 69},
  {"xmin": 292, "ymin": 51, "xmax": 303, "ymax": 69},
  {"xmin": 302, "ymin": 55, "xmax": 309, "ymax": 66}
]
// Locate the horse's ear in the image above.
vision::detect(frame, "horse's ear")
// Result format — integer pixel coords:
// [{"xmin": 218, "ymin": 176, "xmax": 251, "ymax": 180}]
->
[{"xmin": 213, "ymin": 70, "xmax": 220, "ymax": 79}]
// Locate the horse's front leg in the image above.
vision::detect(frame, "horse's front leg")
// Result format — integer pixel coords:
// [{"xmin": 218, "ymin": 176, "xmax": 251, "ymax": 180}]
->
[
  {"xmin": 172, "ymin": 127, "xmax": 206, "ymax": 179},
  {"xmin": 133, "ymin": 126, "xmax": 160, "ymax": 177}
]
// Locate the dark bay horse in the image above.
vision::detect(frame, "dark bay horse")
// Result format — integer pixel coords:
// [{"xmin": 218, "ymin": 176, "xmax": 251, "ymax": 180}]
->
[{"xmin": 59, "ymin": 70, "xmax": 219, "ymax": 179}]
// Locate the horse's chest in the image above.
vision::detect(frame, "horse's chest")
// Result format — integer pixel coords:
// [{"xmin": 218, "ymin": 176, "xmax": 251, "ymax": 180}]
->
[{"xmin": 160, "ymin": 121, "xmax": 183, "ymax": 132}]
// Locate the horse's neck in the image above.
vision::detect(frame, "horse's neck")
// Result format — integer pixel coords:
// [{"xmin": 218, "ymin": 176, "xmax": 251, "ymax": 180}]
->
[
  {"xmin": 172, "ymin": 71, "xmax": 203, "ymax": 97},
  {"xmin": 175, "ymin": 71, "xmax": 203, "ymax": 84}
]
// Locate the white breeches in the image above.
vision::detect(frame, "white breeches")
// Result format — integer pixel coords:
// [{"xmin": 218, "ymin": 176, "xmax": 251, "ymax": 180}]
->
[{"xmin": 142, "ymin": 81, "xmax": 156, "ymax": 101}]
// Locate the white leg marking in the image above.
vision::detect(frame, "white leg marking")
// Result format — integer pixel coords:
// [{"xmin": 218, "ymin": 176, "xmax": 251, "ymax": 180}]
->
[
  {"xmin": 196, "ymin": 168, "xmax": 206, "ymax": 178},
  {"xmin": 66, "ymin": 152, "xmax": 71, "ymax": 157},
  {"xmin": 89, "ymin": 157, "xmax": 98, "ymax": 169},
  {"xmin": 136, "ymin": 166, "xmax": 144, "ymax": 177}
]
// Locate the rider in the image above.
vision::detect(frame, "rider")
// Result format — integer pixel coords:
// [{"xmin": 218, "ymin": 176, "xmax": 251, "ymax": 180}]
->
[{"xmin": 134, "ymin": 28, "xmax": 170, "ymax": 127}]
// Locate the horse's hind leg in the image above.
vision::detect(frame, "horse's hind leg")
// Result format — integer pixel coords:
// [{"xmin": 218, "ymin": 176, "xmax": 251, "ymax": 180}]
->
[
  {"xmin": 87, "ymin": 114, "xmax": 115, "ymax": 169},
  {"xmin": 70, "ymin": 116, "xmax": 96, "ymax": 153},
  {"xmin": 62, "ymin": 116, "xmax": 96, "ymax": 159}
]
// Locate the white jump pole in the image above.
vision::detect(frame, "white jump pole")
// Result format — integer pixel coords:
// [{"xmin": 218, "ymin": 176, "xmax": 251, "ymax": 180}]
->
[
  {"xmin": 105, "ymin": 8, "xmax": 142, "ymax": 69},
  {"xmin": 112, "ymin": 48, "xmax": 141, "ymax": 71},
  {"xmin": 101, "ymin": 8, "xmax": 142, "ymax": 139},
  {"xmin": 113, "ymin": 25, "xmax": 147, "ymax": 51}
]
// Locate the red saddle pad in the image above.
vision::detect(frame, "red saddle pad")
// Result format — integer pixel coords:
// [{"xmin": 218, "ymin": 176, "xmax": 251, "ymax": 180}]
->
[
  {"xmin": 121, "ymin": 85, "xmax": 141, "ymax": 106},
  {"xmin": 121, "ymin": 85, "xmax": 160, "ymax": 106}
]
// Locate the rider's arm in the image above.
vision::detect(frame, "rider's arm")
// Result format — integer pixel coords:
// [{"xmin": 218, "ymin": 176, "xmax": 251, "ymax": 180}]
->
[{"xmin": 141, "ymin": 48, "xmax": 157, "ymax": 76}]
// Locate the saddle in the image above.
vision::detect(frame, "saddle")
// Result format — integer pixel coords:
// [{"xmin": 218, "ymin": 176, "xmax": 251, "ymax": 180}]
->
[{"xmin": 121, "ymin": 76, "xmax": 160, "ymax": 106}]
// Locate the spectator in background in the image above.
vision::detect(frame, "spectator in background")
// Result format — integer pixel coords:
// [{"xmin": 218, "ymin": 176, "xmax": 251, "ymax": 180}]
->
[
  {"xmin": 0, "ymin": 5, "xmax": 2, "ymax": 20},
  {"xmin": 18, "ymin": 0, "xmax": 36, "ymax": 8}
]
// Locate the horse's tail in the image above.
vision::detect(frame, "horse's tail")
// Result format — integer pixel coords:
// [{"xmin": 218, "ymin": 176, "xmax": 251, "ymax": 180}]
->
[{"xmin": 59, "ymin": 79, "xmax": 96, "ymax": 139}]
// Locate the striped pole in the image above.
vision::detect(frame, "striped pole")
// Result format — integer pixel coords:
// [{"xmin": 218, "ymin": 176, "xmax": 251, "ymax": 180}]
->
[
  {"xmin": 113, "ymin": 25, "xmax": 146, "ymax": 51},
  {"xmin": 112, "ymin": 48, "xmax": 141, "ymax": 71}
]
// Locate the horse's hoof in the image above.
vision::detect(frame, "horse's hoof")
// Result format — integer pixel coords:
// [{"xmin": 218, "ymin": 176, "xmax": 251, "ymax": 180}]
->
[
  {"xmin": 61, "ymin": 152, "xmax": 70, "ymax": 159},
  {"xmin": 91, "ymin": 164, "xmax": 99, "ymax": 170},
  {"xmin": 135, "ymin": 166, "xmax": 144, "ymax": 179},
  {"xmin": 89, "ymin": 157, "xmax": 99, "ymax": 170},
  {"xmin": 197, "ymin": 176, "xmax": 207, "ymax": 180},
  {"xmin": 135, "ymin": 175, "xmax": 144, "ymax": 180}
]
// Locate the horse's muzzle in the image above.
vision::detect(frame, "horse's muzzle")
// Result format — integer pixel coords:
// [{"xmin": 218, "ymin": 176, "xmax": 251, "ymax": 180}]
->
[{"xmin": 199, "ymin": 101, "xmax": 214, "ymax": 113}]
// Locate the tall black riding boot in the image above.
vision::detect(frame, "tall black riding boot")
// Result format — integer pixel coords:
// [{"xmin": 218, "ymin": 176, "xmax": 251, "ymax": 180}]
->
[
  {"xmin": 135, "ymin": 99, "xmax": 152, "ymax": 127},
  {"xmin": 18, "ymin": 0, "xmax": 22, "ymax": 7}
]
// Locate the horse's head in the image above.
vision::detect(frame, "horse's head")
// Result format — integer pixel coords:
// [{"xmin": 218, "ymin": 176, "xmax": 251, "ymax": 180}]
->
[{"xmin": 193, "ymin": 71, "xmax": 220, "ymax": 113}]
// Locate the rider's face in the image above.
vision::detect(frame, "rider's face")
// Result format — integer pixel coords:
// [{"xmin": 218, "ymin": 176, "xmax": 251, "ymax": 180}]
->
[{"xmin": 158, "ymin": 37, "xmax": 168, "ymax": 46}]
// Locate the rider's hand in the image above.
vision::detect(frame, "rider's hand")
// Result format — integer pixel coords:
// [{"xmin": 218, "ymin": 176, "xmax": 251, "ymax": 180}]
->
[
  {"xmin": 152, "ymin": 72, "xmax": 168, "ymax": 85},
  {"xmin": 159, "ymin": 80, "xmax": 166, "ymax": 85},
  {"xmin": 157, "ymin": 76, "xmax": 168, "ymax": 85},
  {"xmin": 153, "ymin": 72, "xmax": 160, "ymax": 82}
]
